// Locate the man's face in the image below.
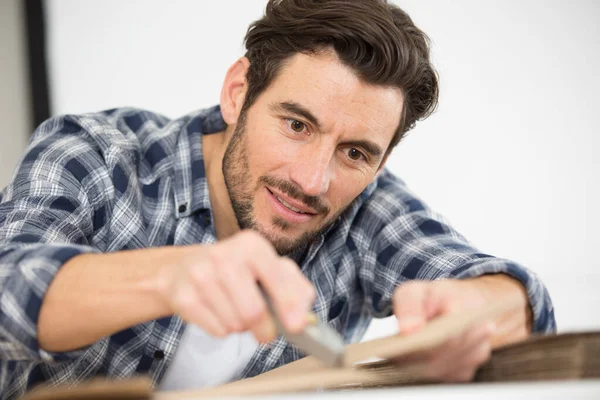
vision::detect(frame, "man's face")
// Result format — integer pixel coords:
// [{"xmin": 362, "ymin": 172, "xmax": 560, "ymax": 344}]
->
[{"xmin": 222, "ymin": 51, "xmax": 403, "ymax": 255}]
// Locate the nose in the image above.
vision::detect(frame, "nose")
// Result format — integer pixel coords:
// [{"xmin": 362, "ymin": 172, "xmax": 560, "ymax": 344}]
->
[{"xmin": 289, "ymin": 145, "xmax": 333, "ymax": 197}]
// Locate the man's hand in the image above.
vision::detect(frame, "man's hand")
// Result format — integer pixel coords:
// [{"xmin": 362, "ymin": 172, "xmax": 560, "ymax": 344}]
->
[
  {"xmin": 393, "ymin": 275, "xmax": 532, "ymax": 382},
  {"xmin": 155, "ymin": 230, "xmax": 316, "ymax": 342},
  {"xmin": 39, "ymin": 229, "xmax": 315, "ymax": 352}
]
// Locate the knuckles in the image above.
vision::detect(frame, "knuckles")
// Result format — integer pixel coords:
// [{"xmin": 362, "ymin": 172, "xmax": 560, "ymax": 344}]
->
[
  {"xmin": 189, "ymin": 263, "xmax": 219, "ymax": 289},
  {"xmin": 242, "ymin": 302, "xmax": 268, "ymax": 328},
  {"xmin": 393, "ymin": 281, "xmax": 426, "ymax": 302},
  {"xmin": 235, "ymin": 230, "xmax": 273, "ymax": 253},
  {"xmin": 168, "ymin": 230, "xmax": 317, "ymax": 339},
  {"xmin": 171, "ymin": 285, "xmax": 198, "ymax": 315}
]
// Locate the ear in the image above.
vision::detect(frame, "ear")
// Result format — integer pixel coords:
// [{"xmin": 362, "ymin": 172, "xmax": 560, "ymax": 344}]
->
[{"xmin": 220, "ymin": 57, "xmax": 251, "ymax": 125}]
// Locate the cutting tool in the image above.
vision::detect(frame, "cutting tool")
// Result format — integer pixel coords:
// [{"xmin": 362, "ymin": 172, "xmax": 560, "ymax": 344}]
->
[{"xmin": 259, "ymin": 286, "xmax": 345, "ymax": 367}]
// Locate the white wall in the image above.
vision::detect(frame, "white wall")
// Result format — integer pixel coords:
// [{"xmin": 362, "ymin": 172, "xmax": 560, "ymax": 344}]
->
[
  {"xmin": 45, "ymin": 0, "xmax": 600, "ymax": 335},
  {"xmin": 0, "ymin": 0, "xmax": 31, "ymax": 188}
]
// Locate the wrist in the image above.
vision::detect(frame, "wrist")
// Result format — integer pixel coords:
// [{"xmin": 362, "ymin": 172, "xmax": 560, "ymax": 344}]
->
[
  {"xmin": 150, "ymin": 246, "xmax": 186, "ymax": 317},
  {"xmin": 474, "ymin": 274, "xmax": 528, "ymax": 303}
]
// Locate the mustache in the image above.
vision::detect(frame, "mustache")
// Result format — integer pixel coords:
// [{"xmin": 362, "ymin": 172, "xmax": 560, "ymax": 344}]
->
[{"xmin": 259, "ymin": 176, "xmax": 330, "ymax": 215}]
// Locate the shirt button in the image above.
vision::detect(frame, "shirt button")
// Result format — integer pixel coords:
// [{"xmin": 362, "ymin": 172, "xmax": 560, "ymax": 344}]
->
[
  {"xmin": 178, "ymin": 204, "xmax": 187, "ymax": 213},
  {"xmin": 154, "ymin": 350, "xmax": 165, "ymax": 360}
]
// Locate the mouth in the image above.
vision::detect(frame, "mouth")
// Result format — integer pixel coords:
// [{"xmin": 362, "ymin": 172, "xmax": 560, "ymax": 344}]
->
[{"xmin": 265, "ymin": 187, "xmax": 317, "ymax": 224}]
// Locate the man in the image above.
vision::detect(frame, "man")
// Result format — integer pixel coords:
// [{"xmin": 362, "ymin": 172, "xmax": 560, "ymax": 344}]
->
[{"xmin": 0, "ymin": 0, "xmax": 555, "ymax": 397}]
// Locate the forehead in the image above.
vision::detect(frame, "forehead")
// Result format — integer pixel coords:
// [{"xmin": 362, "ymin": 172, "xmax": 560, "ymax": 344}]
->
[{"xmin": 256, "ymin": 51, "xmax": 404, "ymax": 144}]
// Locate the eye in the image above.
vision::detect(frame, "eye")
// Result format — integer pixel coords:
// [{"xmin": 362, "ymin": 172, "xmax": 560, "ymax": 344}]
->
[
  {"xmin": 287, "ymin": 119, "xmax": 307, "ymax": 133},
  {"xmin": 346, "ymin": 148, "xmax": 365, "ymax": 161}
]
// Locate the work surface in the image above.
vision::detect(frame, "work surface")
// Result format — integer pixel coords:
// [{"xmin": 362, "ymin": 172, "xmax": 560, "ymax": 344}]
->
[
  {"xmin": 173, "ymin": 381, "xmax": 599, "ymax": 400},
  {"xmin": 25, "ymin": 301, "xmax": 597, "ymax": 400}
]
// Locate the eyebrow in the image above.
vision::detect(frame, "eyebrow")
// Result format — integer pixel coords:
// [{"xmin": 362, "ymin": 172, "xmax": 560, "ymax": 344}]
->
[
  {"xmin": 270, "ymin": 100, "xmax": 384, "ymax": 160},
  {"xmin": 270, "ymin": 101, "xmax": 322, "ymax": 131}
]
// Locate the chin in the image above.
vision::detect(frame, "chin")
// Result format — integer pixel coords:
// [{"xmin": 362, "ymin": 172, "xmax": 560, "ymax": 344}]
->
[{"xmin": 250, "ymin": 219, "xmax": 307, "ymax": 255}]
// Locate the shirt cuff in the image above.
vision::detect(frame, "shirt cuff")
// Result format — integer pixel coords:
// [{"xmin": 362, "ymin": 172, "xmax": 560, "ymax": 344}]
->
[
  {"xmin": 0, "ymin": 243, "xmax": 99, "ymax": 362},
  {"xmin": 451, "ymin": 258, "xmax": 557, "ymax": 333}
]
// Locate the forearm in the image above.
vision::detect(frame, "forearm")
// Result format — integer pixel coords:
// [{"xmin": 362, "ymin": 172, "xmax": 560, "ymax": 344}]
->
[
  {"xmin": 37, "ymin": 246, "xmax": 177, "ymax": 352},
  {"xmin": 467, "ymin": 274, "xmax": 533, "ymax": 347}
]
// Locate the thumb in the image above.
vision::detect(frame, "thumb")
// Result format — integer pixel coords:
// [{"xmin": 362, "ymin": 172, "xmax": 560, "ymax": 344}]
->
[
  {"xmin": 393, "ymin": 281, "xmax": 431, "ymax": 334},
  {"xmin": 250, "ymin": 311, "xmax": 277, "ymax": 343}
]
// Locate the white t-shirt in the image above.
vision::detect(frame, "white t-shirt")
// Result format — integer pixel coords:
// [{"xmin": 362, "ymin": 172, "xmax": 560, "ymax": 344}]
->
[{"xmin": 158, "ymin": 323, "xmax": 259, "ymax": 391}]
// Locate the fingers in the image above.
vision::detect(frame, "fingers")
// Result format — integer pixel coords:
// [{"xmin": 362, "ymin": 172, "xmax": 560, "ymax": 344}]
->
[
  {"xmin": 165, "ymin": 230, "xmax": 316, "ymax": 342},
  {"xmin": 488, "ymin": 307, "xmax": 529, "ymax": 348},
  {"xmin": 442, "ymin": 322, "xmax": 495, "ymax": 381},
  {"xmin": 212, "ymin": 232, "xmax": 280, "ymax": 342},
  {"xmin": 393, "ymin": 281, "xmax": 431, "ymax": 334},
  {"xmin": 170, "ymin": 281, "xmax": 228, "ymax": 337},
  {"xmin": 254, "ymin": 257, "xmax": 316, "ymax": 333},
  {"xmin": 415, "ymin": 321, "xmax": 495, "ymax": 382},
  {"xmin": 451, "ymin": 321, "xmax": 495, "ymax": 365},
  {"xmin": 250, "ymin": 313, "xmax": 277, "ymax": 343},
  {"xmin": 215, "ymin": 245, "xmax": 268, "ymax": 332},
  {"xmin": 191, "ymin": 265, "xmax": 244, "ymax": 333},
  {"xmin": 238, "ymin": 231, "xmax": 315, "ymax": 333},
  {"xmin": 394, "ymin": 279, "xmax": 488, "ymax": 335},
  {"xmin": 209, "ymin": 230, "xmax": 285, "ymax": 339},
  {"xmin": 392, "ymin": 278, "xmax": 497, "ymax": 383}
]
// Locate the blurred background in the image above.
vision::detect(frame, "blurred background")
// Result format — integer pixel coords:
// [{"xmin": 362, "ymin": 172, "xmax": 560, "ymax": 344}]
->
[{"xmin": 1, "ymin": 0, "xmax": 599, "ymax": 339}]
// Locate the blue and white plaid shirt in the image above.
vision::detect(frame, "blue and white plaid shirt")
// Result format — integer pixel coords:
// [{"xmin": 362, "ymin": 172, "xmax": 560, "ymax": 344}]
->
[{"xmin": 0, "ymin": 105, "xmax": 555, "ymax": 398}]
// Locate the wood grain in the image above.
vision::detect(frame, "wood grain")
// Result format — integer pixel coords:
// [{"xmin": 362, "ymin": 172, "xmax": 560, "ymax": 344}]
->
[{"xmin": 156, "ymin": 296, "xmax": 522, "ymax": 399}]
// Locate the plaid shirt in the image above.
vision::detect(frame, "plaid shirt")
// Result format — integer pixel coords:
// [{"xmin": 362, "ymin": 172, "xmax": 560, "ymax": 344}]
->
[{"xmin": 0, "ymin": 106, "xmax": 556, "ymax": 398}]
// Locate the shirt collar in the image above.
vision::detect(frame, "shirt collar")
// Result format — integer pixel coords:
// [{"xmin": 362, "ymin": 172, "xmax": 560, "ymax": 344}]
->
[
  {"xmin": 301, "ymin": 177, "xmax": 379, "ymax": 267},
  {"xmin": 172, "ymin": 105, "xmax": 226, "ymax": 219}
]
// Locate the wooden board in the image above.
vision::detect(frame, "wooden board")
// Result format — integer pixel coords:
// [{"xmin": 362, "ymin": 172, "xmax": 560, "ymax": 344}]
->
[
  {"xmin": 31, "ymin": 296, "xmax": 569, "ymax": 399},
  {"xmin": 155, "ymin": 296, "xmax": 522, "ymax": 399},
  {"xmin": 22, "ymin": 376, "xmax": 152, "ymax": 400}
]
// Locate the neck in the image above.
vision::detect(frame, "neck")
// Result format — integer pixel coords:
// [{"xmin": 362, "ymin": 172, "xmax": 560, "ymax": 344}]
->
[{"xmin": 202, "ymin": 129, "xmax": 240, "ymax": 240}]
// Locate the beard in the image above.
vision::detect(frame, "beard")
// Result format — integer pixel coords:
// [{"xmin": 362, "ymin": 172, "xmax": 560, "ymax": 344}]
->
[{"xmin": 221, "ymin": 108, "xmax": 341, "ymax": 256}]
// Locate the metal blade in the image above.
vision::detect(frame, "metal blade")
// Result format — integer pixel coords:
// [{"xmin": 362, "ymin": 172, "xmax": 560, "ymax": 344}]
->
[{"xmin": 259, "ymin": 285, "xmax": 345, "ymax": 367}]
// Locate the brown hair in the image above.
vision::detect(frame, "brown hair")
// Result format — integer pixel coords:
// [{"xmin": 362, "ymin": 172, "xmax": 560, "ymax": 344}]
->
[{"xmin": 243, "ymin": 0, "xmax": 439, "ymax": 154}]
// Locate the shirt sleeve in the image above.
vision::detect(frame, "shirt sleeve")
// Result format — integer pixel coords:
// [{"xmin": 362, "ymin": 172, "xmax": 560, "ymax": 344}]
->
[
  {"xmin": 0, "ymin": 115, "xmax": 111, "ymax": 362},
  {"xmin": 358, "ymin": 175, "xmax": 556, "ymax": 334}
]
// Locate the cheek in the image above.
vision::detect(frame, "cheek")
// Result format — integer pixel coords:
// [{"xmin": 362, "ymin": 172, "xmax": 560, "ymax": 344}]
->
[
  {"xmin": 328, "ymin": 173, "xmax": 371, "ymax": 212},
  {"xmin": 246, "ymin": 125, "xmax": 295, "ymax": 172}
]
